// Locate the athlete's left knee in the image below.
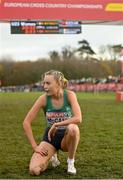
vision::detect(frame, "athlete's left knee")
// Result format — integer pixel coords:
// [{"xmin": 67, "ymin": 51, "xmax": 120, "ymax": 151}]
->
[{"xmin": 67, "ymin": 124, "xmax": 80, "ymax": 137}]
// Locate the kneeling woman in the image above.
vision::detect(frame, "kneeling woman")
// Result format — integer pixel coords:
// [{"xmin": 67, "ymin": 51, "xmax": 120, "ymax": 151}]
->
[{"xmin": 23, "ymin": 70, "xmax": 82, "ymax": 175}]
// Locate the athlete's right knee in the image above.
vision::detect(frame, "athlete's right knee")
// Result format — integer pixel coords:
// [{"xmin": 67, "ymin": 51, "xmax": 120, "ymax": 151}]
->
[
  {"xmin": 29, "ymin": 166, "xmax": 41, "ymax": 176},
  {"xmin": 29, "ymin": 161, "xmax": 48, "ymax": 176}
]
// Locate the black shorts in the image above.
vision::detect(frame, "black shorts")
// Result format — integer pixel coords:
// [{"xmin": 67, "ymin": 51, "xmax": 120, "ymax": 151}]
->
[{"xmin": 42, "ymin": 127, "xmax": 66, "ymax": 150}]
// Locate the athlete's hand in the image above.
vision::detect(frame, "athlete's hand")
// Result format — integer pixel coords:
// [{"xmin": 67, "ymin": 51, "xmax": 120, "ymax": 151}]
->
[
  {"xmin": 34, "ymin": 145, "xmax": 48, "ymax": 156},
  {"xmin": 48, "ymin": 124, "xmax": 57, "ymax": 141}
]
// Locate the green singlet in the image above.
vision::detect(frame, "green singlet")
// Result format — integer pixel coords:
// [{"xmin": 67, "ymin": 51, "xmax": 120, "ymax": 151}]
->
[{"xmin": 44, "ymin": 90, "xmax": 73, "ymax": 129}]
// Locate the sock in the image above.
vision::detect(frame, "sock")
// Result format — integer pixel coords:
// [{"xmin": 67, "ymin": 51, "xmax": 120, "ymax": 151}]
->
[
  {"xmin": 51, "ymin": 153, "xmax": 58, "ymax": 161},
  {"xmin": 54, "ymin": 153, "xmax": 57, "ymax": 159},
  {"xmin": 67, "ymin": 158, "xmax": 75, "ymax": 164}
]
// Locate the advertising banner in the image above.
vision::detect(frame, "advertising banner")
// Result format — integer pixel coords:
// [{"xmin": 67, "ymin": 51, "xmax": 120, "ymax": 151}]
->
[{"xmin": 0, "ymin": 0, "xmax": 123, "ymax": 20}]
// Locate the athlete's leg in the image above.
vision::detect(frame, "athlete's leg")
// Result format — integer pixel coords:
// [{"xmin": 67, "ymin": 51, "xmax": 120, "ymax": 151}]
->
[
  {"xmin": 29, "ymin": 141, "xmax": 56, "ymax": 175},
  {"xmin": 61, "ymin": 124, "xmax": 80, "ymax": 158},
  {"xmin": 61, "ymin": 124, "xmax": 80, "ymax": 174}
]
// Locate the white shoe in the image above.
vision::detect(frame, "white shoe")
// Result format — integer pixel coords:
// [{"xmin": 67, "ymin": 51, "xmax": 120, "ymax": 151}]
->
[
  {"xmin": 51, "ymin": 155, "xmax": 60, "ymax": 167},
  {"xmin": 67, "ymin": 163, "xmax": 76, "ymax": 175}
]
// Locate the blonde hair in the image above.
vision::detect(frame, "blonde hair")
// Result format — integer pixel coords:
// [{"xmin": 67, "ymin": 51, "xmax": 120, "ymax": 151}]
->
[{"xmin": 42, "ymin": 70, "xmax": 68, "ymax": 89}]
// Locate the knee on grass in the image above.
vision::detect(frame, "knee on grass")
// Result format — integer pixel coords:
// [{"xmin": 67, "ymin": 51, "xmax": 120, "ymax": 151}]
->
[{"xmin": 29, "ymin": 163, "xmax": 47, "ymax": 176}]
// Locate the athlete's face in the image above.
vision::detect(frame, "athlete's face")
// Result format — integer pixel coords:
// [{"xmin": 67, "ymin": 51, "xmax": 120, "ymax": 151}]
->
[{"xmin": 43, "ymin": 75, "xmax": 60, "ymax": 95}]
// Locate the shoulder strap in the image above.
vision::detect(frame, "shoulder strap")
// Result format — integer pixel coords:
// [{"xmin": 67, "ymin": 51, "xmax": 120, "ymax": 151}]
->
[
  {"xmin": 44, "ymin": 95, "xmax": 52, "ymax": 112},
  {"xmin": 64, "ymin": 90, "xmax": 70, "ymax": 106}
]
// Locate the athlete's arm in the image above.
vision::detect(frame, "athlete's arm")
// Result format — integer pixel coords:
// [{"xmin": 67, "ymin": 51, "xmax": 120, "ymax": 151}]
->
[
  {"xmin": 23, "ymin": 94, "xmax": 46, "ymax": 151},
  {"xmin": 67, "ymin": 90, "xmax": 82, "ymax": 124}
]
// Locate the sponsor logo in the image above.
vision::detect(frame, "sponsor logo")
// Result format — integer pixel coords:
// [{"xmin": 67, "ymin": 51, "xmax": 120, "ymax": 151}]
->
[{"xmin": 105, "ymin": 3, "xmax": 123, "ymax": 12}]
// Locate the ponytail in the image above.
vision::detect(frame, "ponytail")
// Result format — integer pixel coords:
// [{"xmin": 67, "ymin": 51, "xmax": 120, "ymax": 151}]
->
[{"xmin": 62, "ymin": 77, "xmax": 68, "ymax": 89}]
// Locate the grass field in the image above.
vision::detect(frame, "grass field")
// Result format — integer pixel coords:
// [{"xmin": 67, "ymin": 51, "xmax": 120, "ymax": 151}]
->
[{"xmin": 0, "ymin": 92, "xmax": 123, "ymax": 179}]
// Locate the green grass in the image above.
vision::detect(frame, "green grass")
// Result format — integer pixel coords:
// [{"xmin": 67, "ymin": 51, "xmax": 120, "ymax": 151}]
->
[{"xmin": 0, "ymin": 92, "xmax": 123, "ymax": 179}]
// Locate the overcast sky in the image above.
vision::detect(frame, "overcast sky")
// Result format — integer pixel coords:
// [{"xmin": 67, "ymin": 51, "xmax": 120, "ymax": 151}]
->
[{"xmin": 0, "ymin": 22, "xmax": 123, "ymax": 61}]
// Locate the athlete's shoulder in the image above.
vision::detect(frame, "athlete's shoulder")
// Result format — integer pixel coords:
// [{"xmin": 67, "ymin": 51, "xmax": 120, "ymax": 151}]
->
[
  {"xmin": 36, "ymin": 93, "xmax": 47, "ymax": 107},
  {"xmin": 66, "ymin": 89, "xmax": 76, "ymax": 96},
  {"xmin": 66, "ymin": 90, "xmax": 77, "ymax": 101},
  {"xmin": 38, "ymin": 93, "xmax": 46, "ymax": 100}
]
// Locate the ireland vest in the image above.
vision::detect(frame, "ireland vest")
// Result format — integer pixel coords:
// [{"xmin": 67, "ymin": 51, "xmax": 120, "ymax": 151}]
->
[{"xmin": 44, "ymin": 90, "xmax": 73, "ymax": 129}]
